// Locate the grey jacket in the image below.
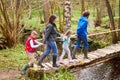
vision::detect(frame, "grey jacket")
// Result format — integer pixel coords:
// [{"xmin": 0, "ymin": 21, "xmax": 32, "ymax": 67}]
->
[{"xmin": 44, "ymin": 23, "xmax": 60, "ymax": 42}]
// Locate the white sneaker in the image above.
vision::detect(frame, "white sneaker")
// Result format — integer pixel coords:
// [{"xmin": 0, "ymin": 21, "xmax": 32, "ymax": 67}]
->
[{"xmin": 69, "ymin": 60, "xmax": 74, "ymax": 63}]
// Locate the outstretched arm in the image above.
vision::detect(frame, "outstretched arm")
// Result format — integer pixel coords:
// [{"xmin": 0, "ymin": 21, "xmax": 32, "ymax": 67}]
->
[{"xmin": 30, "ymin": 40, "xmax": 42, "ymax": 48}]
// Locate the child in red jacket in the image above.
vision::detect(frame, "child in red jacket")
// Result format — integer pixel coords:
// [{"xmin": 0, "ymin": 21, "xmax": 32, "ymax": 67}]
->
[{"xmin": 22, "ymin": 31, "xmax": 43, "ymax": 74}]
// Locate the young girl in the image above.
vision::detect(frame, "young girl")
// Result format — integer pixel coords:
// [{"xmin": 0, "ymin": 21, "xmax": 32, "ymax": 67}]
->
[{"xmin": 59, "ymin": 30, "xmax": 76, "ymax": 64}]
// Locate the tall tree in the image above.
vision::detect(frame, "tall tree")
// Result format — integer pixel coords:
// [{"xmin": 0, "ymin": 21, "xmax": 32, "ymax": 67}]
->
[
  {"xmin": 0, "ymin": 0, "xmax": 24, "ymax": 48},
  {"xmin": 81, "ymin": 0, "xmax": 85, "ymax": 14},
  {"xmin": 104, "ymin": 0, "xmax": 117, "ymax": 43},
  {"xmin": 25, "ymin": 0, "xmax": 32, "ymax": 19},
  {"xmin": 94, "ymin": 0, "xmax": 102, "ymax": 27},
  {"xmin": 111, "ymin": 0, "xmax": 116, "ymax": 17},
  {"xmin": 42, "ymin": 0, "xmax": 50, "ymax": 23},
  {"xmin": 118, "ymin": 0, "xmax": 120, "ymax": 41},
  {"xmin": 64, "ymin": 0, "xmax": 71, "ymax": 32}
]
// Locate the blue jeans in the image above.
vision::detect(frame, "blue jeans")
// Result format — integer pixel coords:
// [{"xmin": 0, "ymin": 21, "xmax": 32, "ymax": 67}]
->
[
  {"xmin": 75, "ymin": 35, "xmax": 88, "ymax": 50},
  {"xmin": 44, "ymin": 41, "xmax": 58, "ymax": 56}
]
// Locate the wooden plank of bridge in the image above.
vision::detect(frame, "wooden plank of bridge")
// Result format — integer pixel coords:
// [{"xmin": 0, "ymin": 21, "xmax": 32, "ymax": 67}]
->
[
  {"xmin": 107, "ymin": 43, "xmax": 120, "ymax": 52},
  {"xmin": 90, "ymin": 51, "xmax": 103, "ymax": 57},
  {"xmin": 44, "ymin": 62, "xmax": 53, "ymax": 70},
  {"xmin": 97, "ymin": 48, "xmax": 115, "ymax": 55},
  {"xmin": 88, "ymin": 53, "xmax": 98, "ymax": 59},
  {"xmin": 76, "ymin": 54, "xmax": 84, "ymax": 61}
]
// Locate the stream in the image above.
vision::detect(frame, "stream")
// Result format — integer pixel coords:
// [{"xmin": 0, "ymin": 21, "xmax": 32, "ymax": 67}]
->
[{"xmin": 74, "ymin": 57, "xmax": 120, "ymax": 80}]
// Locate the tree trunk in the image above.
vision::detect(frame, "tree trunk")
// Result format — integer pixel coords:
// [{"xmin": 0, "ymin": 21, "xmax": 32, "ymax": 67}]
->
[
  {"xmin": 81, "ymin": 0, "xmax": 85, "ymax": 14},
  {"xmin": 111, "ymin": 0, "xmax": 116, "ymax": 17},
  {"xmin": 58, "ymin": 6, "xmax": 63, "ymax": 32},
  {"xmin": 50, "ymin": 0, "xmax": 56, "ymax": 14},
  {"xmin": 64, "ymin": 0, "xmax": 71, "ymax": 32},
  {"xmin": 118, "ymin": 0, "xmax": 120, "ymax": 41},
  {"xmin": 25, "ymin": 0, "xmax": 32, "ymax": 19},
  {"xmin": 42, "ymin": 0, "xmax": 50, "ymax": 23},
  {"xmin": 95, "ymin": 7, "xmax": 101, "ymax": 27},
  {"xmin": 104, "ymin": 0, "xmax": 117, "ymax": 44},
  {"xmin": 0, "ymin": 0, "xmax": 24, "ymax": 48},
  {"xmin": 37, "ymin": 0, "xmax": 44, "ymax": 24},
  {"xmin": 94, "ymin": 0, "xmax": 101, "ymax": 27}
]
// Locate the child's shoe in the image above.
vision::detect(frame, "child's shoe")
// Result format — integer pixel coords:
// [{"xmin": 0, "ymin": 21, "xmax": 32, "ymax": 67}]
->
[
  {"xmin": 59, "ymin": 60, "xmax": 64, "ymax": 64},
  {"xmin": 69, "ymin": 60, "xmax": 74, "ymax": 63}
]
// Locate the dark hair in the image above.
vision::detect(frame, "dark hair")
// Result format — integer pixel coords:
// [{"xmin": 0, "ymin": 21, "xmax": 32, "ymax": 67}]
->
[
  {"xmin": 82, "ymin": 11, "xmax": 90, "ymax": 17},
  {"xmin": 49, "ymin": 15, "xmax": 57, "ymax": 23}
]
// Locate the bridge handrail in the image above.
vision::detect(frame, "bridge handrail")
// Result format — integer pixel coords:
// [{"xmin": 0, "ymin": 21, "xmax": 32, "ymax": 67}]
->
[
  {"xmin": 56, "ymin": 29, "xmax": 120, "ymax": 40},
  {"xmin": 88, "ymin": 29, "xmax": 120, "ymax": 37},
  {"xmin": 37, "ymin": 29, "xmax": 120, "ymax": 41}
]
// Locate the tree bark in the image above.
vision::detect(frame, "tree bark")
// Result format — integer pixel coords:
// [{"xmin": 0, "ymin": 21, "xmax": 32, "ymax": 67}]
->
[
  {"xmin": 37, "ymin": 0, "xmax": 44, "ymax": 24},
  {"xmin": 81, "ymin": 0, "xmax": 85, "ymax": 14},
  {"xmin": 42, "ymin": 0, "xmax": 50, "ymax": 23},
  {"xmin": 25, "ymin": 0, "xmax": 32, "ymax": 19},
  {"xmin": 94, "ymin": 0, "xmax": 101, "ymax": 27},
  {"xmin": 95, "ymin": 7, "xmax": 101, "ymax": 27},
  {"xmin": 111, "ymin": 0, "xmax": 116, "ymax": 17},
  {"xmin": 104, "ymin": 0, "xmax": 117, "ymax": 44},
  {"xmin": 0, "ymin": 0, "xmax": 24, "ymax": 48},
  {"xmin": 118, "ymin": 0, "xmax": 120, "ymax": 41},
  {"xmin": 58, "ymin": 6, "xmax": 63, "ymax": 32},
  {"xmin": 64, "ymin": 0, "xmax": 71, "ymax": 32}
]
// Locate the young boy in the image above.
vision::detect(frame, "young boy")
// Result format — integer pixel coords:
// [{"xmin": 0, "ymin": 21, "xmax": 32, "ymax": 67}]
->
[
  {"xmin": 72, "ymin": 11, "xmax": 90, "ymax": 59},
  {"xmin": 59, "ymin": 30, "xmax": 76, "ymax": 64},
  {"xmin": 22, "ymin": 31, "xmax": 43, "ymax": 74}
]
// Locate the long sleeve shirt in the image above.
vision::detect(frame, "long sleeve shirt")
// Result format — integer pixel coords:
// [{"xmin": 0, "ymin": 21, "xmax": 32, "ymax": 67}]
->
[
  {"xmin": 76, "ymin": 16, "xmax": 88, "ymax": 36},
  {"xmin": 30, "ymin": 40, "xmax": 43, "ymax": 48},
  {"xmin": 61, "ymin": 35, "xmax": 75, "ymax": 47}
]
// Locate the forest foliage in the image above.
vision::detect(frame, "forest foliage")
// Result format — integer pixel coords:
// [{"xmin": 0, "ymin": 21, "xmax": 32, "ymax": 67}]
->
[{"xmin": 0, "ymin": 0, "xmax": 120, "ymax": 47}]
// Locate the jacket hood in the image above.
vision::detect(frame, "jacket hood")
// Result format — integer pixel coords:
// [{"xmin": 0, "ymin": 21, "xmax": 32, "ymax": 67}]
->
[{"xmin": 79, "ymin": 16, "xmax": 88, "ymax": 22}]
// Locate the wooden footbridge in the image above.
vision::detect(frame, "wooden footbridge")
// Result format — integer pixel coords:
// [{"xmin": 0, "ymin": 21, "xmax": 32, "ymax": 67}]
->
[
  {"xmin": 28, "ymin": 42, "xmax": 120, "ymax": 76},
  {"xmin": 28, "ymin": 29, "xmax": 120, "ymax": 78}
]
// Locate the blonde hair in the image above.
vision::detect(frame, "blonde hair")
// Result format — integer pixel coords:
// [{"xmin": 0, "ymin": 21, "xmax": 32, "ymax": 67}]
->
[{"xmin": 31, "ymin": 31, "xmax": 38, "ymax": 35}]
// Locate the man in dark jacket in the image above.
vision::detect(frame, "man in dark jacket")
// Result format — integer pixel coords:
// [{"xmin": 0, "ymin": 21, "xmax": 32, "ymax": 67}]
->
[{"xmin": 72, "ymin": 11, "xmax": 90, "ymax": 59}]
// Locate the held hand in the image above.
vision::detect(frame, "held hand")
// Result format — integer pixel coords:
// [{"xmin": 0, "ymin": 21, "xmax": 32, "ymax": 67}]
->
[
  {"xmin": 60, "ymin": 34, "xmax": 64, "ymax": 37},
  {"xmin": 39, "ymin": 43, "xmax": 44, "ymax": 46},
  {"xmin": 43, "ymin": 44, "xmax": 46, "ymax": 46},
  {"xmin": 75, "ymin": 34, "xmax": 78, "ymax": 36}
]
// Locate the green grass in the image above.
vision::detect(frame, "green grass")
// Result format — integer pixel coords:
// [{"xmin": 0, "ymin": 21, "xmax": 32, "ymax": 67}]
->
[
  {"xmin": 0, "ymin": 44, "xmax": 75, "ymax": 79},
  {"xmin": 43, "ymin": 70, "xmax": 75, "ymax": 80},
  {"xmin": 0, "ymin": 44, "xmax": 27, "ymax": 72}
]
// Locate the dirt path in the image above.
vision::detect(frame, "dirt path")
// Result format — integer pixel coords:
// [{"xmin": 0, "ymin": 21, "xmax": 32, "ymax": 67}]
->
[{"xmin": 0, "ymin": 70, "xmax": 22, "ymax": 80}]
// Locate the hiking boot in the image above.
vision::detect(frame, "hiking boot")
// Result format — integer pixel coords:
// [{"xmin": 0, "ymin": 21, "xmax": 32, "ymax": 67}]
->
[
  {"xmin": 37, "ymin": 54, "xmax": 46, "ymax": 68},
  {"xmin": 83, "ymin": 49, "xmax": 89, "ymax": 59},
  {"xmin": 72, "ymin": 48, "xmax": 77, "ymax": 59},
  {"xmin": 22, "ymin": 64, "xmax": 29, "ymax": 74},
  {"xmin": 53, "ymin": 55, "xmax": 59, "ymax": 67}
]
